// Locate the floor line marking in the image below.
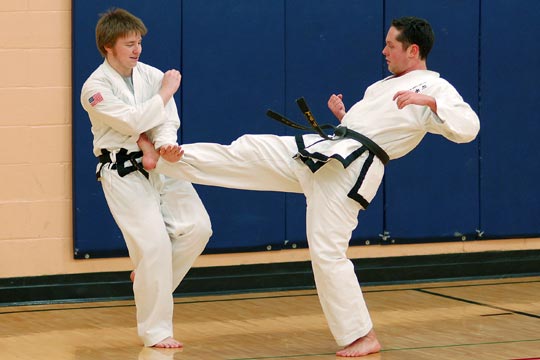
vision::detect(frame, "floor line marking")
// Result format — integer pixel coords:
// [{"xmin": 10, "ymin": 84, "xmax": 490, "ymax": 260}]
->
[{"xmin": 416, "ymin": 288, "xmax": 540, "ymax": 319}]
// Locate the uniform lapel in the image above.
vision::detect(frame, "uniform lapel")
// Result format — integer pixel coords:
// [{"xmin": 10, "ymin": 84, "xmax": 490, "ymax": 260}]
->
[
  {"xmin": 102, "ymin": 59, "xmax": 136, "ymax": 105},
  {"xmin": 132, "ymin": 64, "xmax": 144, "ymax": 105}
]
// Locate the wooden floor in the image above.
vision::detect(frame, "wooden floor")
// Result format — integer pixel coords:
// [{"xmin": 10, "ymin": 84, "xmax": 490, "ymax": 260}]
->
[{"xmin": 1, "ymin": 276, "xmax": 539, "ymax": 359}]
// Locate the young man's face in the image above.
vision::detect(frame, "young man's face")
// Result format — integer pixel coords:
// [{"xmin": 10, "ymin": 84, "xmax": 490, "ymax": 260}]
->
[
  {"xmin": 105, "ymin": 32, "xmax": 142, "ymax": 77},
  {"xmin": 382, "ymin": 26, "xmax": 412, "ymax": 76}
]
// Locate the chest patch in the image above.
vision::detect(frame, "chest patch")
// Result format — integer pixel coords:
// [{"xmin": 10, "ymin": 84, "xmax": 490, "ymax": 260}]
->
[{"xmin": 410, "ymin": 82, "xmax": 428, "ymax": 93}]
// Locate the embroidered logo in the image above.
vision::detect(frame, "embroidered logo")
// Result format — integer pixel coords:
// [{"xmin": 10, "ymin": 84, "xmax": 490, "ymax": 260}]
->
[
  {"xmin": 410, "ymin": 82, "xmax": 428, "ymax": 93},
  {"xmin": 88, "ymin": 92, "xmax": 103, "ymax": 107}
]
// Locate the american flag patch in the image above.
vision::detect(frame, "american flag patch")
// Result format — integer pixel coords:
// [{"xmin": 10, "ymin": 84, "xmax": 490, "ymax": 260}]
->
[{"xmin": 88, "ymin": 92, "xmax": 103, "ymax": 107}]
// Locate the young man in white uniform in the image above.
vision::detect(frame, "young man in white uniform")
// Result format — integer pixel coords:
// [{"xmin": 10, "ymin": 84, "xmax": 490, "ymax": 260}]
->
[
  {"xmin": 141, "ymin": 17, "xmax": 480, "ymax": 356},
  {"xmin": 80, "ymin": 8, "xmax": 212, "ymax": 348}
]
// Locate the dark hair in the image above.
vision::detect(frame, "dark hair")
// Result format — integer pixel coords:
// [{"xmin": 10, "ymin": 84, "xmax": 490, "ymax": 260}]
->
[
  {"xmin": 391, "ymin": 17, "xmax": 434, "ymax": 60},
  {"xmin": 95, "ymin": 8, "xmax": 148, "ymax": 58}
]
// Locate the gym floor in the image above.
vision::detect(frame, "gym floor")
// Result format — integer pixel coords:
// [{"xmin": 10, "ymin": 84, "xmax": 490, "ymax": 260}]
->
[{"xmin": 1, "ymin": 276, "xmax": 539, "ymax": 359}]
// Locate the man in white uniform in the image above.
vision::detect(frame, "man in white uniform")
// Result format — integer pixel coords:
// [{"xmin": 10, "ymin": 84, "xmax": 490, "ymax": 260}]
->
[
  {"xmin": 80, "ymin": 8, "xmax": 212, "ymax": 348},
  {"xmin": 140, "ymin": 17, "xmax": 480, "ymax": 356}
]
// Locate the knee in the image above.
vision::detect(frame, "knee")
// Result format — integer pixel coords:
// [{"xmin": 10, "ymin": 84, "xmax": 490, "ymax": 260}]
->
[
  {"xmin": 193, "ymin": 212, "xmax": 212, "ymax": 243},
  {"xmin": 170, "ymin": 216, "xmax": 212, "ymax": 247},
  {"xmin": 137, "ymin": 236, "xmax": 173, "ymax": 264},
  {"xmin": 193, "ymin": 218, "xmax": 212, "ymax": 245},
  {"xmin": 310, "ymin": 252, "xmax": 339, "ymax": 267},
  {"xmin": 309, "ymin": 246, "xmax": 348, "ymax": 271}
]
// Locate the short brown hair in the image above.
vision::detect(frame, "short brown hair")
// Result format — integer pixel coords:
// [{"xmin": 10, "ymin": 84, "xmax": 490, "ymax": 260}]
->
[
  {"xmin": 95, "ymin": 8, "xmax": 148, "ymax": 57},
  {"xmin": 391, "ymin": 17, "xmax": 434, "ymax": 60}
]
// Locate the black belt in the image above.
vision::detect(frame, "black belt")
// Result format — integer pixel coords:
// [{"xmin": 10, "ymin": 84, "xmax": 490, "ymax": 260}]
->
[
  {"xmin": 96, "ymin": 148, "xmax": 149, "ymax": 180},
  {"xmin": 266, "ymin": 97, "xmax": 389, "ymax": 165},
  {"xmin": 332, "ymin": 126, "xmax": 389, "ymax": 165}
]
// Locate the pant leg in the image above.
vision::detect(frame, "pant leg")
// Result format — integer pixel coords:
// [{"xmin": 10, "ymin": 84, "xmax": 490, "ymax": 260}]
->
[
  {"xmin": 298, "ymin": 155, "xmax": 384, "ymax": 346},
  {"xmin": 100, "ymin": 166, "xmax": 174, "ymax": 346},
  {"xmin": 156, "ymin": 134, "xmax": 385, "ymax": 345},
  {"xmin": 157, "ymin": 175, "xmax": 212, "ymax": 290},
  {"xmin": 156, "ymin": 134, "xmax": 303, "ymax": 193}
]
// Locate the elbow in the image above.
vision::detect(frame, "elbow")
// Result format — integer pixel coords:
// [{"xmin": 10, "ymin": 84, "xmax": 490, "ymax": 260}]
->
[
  {"xmin": 457, "ymin": 134, "xmax": 478, "ymax": 144},
  {"xmin": 449, "ymin": 113, "xmax": 480, "ymax": 144},
  {"xmin": 456, "ymin": 124, "xmax": 480, "ymax": 144}
]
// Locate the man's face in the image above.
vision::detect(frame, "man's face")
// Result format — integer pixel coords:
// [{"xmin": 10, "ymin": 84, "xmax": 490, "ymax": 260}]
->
[
  {"xmin": 382, "ymin": 26, "xmax": 411, "ymax": 76},
  {"xmin": 105, "ymin": 32, "xmax": 142, "ymax": 77}
]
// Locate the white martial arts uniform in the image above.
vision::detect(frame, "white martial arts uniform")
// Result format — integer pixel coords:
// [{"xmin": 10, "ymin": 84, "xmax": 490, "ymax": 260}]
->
[
  {"xmin": 155, "ymin": 69, "xmax": 480, "ymax": 346},
  {"xmin": 81, "ymin": 60, "xmax": 212, "ymax": 346}
]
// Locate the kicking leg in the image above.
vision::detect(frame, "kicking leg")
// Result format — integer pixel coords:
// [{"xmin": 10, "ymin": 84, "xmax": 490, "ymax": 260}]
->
[{"xmin": 156, "ymin": 134, "xmax": 303, "ymax": 193}]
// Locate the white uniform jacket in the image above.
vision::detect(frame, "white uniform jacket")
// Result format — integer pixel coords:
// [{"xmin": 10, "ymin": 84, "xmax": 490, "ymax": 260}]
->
[
  {"xmin": 81, "ymin": 60, "xmax": 180, "ymax": 156},
  {"xmin": 295, "ymin": 70, "xmax": 480, "ymax": 207}
]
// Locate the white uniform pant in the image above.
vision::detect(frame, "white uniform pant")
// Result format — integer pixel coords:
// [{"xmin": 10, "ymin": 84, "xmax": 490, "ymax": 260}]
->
[
  {"xmin": 99, "ymin": 166, "xmax": 212, "ymax": 346},
  {"xmin": 155, "ymin": 134, "xmax": 384, "ymax": 346}
]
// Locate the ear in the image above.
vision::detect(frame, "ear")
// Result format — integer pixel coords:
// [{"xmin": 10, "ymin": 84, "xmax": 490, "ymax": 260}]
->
[
  {"xmin": 408, "ymin": 44, "xmax": 420, "ymax": 58},
  {"xmin": 104, "ymin": 43, "xmax": 113, "ymax": 55}
]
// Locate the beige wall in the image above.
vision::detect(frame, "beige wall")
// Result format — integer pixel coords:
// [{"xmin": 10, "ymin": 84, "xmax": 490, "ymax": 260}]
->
[{"xmin": 0, "ymin": 0, "xmax": 539, "ymax": 280}]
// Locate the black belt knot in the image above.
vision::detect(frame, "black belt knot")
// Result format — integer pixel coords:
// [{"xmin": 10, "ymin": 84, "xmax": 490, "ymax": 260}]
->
[
  {"xmin": 266, "ymin": 97, "xmax": 390, "ymax": 165},
  {"xmin": 96, "ymin": 148, "xmax": 149, "ymax": 180}
]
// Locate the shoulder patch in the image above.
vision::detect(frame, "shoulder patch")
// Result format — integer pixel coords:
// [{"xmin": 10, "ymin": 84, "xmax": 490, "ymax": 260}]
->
[{"xmin": 88, "ymin": 92, "xmax": 103, "ymax": 107}]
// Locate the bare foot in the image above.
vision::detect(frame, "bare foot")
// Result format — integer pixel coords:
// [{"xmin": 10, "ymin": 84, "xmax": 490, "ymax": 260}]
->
[
  {"xmin": 152, "ymin": 337, "xmax": 183, "ymax": 349},
  {"xmin": 159, "ymin": 144, "xmax": 184, "ymax": 163},
  {"xmin": 137, "ymin": 133, "xmax": 159, "ymax": 170},
  {"xmin": 336, "ymin": 329, "xmax": 381, "ymax": 357},
  {"xmin": 130, "ymin": 270, "xmax": 135, "ymax": 283}
]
